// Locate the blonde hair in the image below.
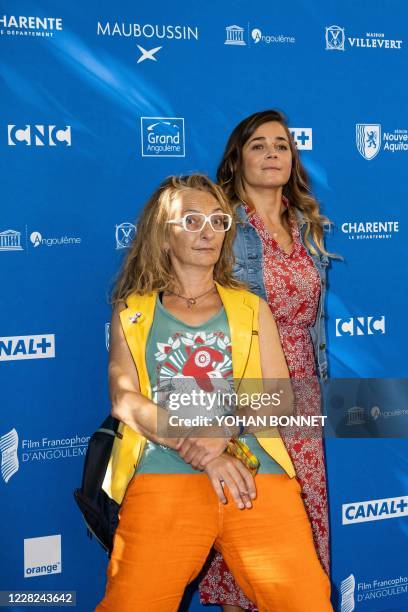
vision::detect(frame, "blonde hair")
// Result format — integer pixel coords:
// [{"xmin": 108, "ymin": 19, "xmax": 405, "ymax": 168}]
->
[
  {"xmin": 217, "ymin": 109, "xmax": 332, "ymax": 256},
  {"xmin": 111, "ymin": 174, "xmax": 245, "ymax": 304}
]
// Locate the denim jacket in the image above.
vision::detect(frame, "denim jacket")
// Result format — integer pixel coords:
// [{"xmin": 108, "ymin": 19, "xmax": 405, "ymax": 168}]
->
[{"xmin": 233, "ymin": 204, "xmax": 329, "ymax": 381}]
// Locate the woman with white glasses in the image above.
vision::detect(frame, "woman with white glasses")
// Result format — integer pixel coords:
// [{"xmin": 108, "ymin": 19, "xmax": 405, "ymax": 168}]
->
[{"xmin": 96, "ymin": 174, "xmax": 332, "ymax": 612}]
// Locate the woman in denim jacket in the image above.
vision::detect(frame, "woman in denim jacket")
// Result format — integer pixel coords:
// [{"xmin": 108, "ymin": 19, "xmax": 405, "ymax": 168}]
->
[{"xmin": 199, "ymin": 110, "xmax": 331, "ymax": 612}]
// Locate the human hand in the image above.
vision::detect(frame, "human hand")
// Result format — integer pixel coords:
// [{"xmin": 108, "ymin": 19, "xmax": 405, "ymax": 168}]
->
[
  {"xmin": 204, "ymin": 453, "xmax": 257, "ymax": 509},
  {"xmin": 176, "ymin": 433, "xmax": 229, "ymax": 470}
]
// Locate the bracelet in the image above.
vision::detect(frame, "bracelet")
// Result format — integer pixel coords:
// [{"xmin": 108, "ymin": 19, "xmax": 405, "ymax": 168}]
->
[{"xmin": 225, "ymin": 438, "xmax": 259, "ymax": 475}]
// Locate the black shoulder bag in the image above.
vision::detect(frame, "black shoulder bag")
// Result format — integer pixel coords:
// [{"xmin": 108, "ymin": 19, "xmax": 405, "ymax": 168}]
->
[{"xmin": 73, "ymin": 415, "xmax": 121, "ymax": 555}]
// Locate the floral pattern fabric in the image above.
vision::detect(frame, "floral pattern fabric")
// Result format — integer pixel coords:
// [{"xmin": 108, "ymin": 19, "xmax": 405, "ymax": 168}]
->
[{"xmin": 199, "ymin": 202, "xmax": 330, "ymax": 609}]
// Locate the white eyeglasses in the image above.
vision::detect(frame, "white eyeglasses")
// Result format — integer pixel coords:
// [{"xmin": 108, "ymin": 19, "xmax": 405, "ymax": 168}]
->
[{"xmin": 166, "ymin": 213, "xmax": 232, "ymax": 233}]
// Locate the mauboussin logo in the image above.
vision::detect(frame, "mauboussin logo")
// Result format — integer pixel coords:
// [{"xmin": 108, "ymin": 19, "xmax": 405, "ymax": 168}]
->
[{"xmin": 141, "ymin": 117, "xmax": 185, "ymax": 157}]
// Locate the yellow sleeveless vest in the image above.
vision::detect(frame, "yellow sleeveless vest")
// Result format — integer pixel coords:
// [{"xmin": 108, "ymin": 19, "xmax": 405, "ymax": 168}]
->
[{"xmin": 102, "ymin": 282, "xmax": 296, "ymax": 504}]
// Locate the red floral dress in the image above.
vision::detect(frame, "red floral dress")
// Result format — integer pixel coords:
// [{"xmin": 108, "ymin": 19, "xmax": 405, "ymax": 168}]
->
[{"xmin": 199, "ymin": 202, "xmax": 330, "ymax": 609}]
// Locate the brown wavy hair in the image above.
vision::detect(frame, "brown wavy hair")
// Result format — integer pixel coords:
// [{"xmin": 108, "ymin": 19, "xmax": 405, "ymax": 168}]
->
[
  {"xmin": 217, "ymin": 109, "xmax": 331, "ymax": 256},
  {"xmin": 110, "ymin": 174, "xmax": 245, "ymax": 303}
]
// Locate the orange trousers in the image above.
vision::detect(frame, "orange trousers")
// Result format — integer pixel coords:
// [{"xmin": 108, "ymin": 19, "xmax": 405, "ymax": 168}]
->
[{"xmin": 96, "ymin": 473, "xmax": 332, "ymax": 612}]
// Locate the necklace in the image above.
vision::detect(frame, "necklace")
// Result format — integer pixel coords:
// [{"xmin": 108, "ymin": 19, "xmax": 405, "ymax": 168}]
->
[
  {"xmin": 165, "ymin": 285, "xmax": 216, "ymax": 308},
  {"xmin": 270, "ymin": 228, "xmax": 293, "ymax": 251},
  {"xmin": 265, "ymin": 217, "xmax": 293, "ymax": 252}
]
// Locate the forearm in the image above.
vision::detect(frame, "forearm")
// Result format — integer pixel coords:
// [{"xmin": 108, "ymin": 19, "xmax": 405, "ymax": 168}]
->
[{"xmin": 110, "ymin": 389, "xmax": 179, "ymax": 450}]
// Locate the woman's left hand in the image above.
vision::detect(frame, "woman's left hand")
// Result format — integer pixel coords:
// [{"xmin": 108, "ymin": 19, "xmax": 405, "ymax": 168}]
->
[{"xmin": 205, "ymin": 454, "xmax": 256, "ymax": 508}]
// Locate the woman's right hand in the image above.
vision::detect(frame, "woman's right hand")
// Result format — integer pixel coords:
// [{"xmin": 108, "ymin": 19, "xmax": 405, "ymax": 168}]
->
[{"xmin": 205, "ymin": 454, "xmax": 257, "ymax": 510}]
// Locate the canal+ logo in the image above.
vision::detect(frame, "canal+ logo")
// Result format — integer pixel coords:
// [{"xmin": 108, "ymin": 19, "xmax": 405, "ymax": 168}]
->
[
  {"xmin": 140, "ymin": 117, "xmax": 185, "ymax": 157},
  {"xmin": 0, "ymin": 334, "xmax": 55, "ymax": 361},
  {"xmin": 342, "ymin": 495, "xmax": 408, "ymax": 525},
  {"xmin": 290, "ymin": 128, "xmax": 313, "ymax": 150}
]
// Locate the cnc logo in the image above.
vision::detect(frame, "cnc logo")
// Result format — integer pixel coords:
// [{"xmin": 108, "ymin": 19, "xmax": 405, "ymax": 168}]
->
[
  {"xmin": 8, "ymin": 125, "xmax": 71, "ymax": 146},
  {"xmin": 335, "ymin": 316, "xmax": 385, "ymax": 337}
]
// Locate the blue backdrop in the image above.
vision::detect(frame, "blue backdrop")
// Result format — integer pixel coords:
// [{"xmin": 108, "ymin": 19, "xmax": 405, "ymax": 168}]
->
[{"xmin": 1, "ymin": 1, "xmax": 407, "ymax": 610}]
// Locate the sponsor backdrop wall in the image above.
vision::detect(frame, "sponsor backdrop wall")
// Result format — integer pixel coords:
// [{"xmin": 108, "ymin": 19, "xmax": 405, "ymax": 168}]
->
[{"xmin": 1, "ymin": 1, "xmax": 407, "ymax": 610}]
